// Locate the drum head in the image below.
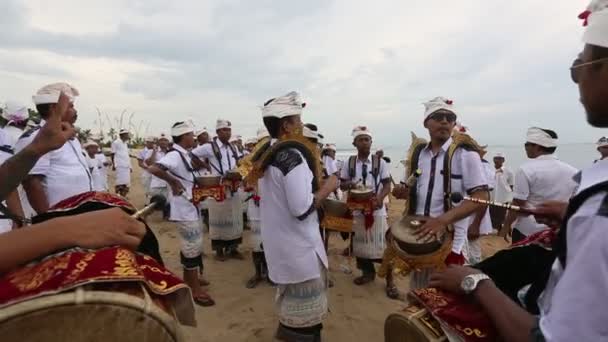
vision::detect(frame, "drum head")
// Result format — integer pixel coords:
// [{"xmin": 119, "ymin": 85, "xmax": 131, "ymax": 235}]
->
[
  {"xmin": 390, "ymin": 215, "xmax": 443, "ymax": 255},
  {"xmin": 384, "ymin": 310, "xmax": 447, "ymax": 342}
]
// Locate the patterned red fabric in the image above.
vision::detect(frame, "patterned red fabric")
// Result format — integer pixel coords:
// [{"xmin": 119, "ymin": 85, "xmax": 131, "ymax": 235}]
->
[
  {"xmin": 411, "ymin": 288, "xmax": 498, "ymax": 342},
  {"xmin": 346, "ymin": 197, "xmax": 375, "ymax": 229},
  {"xmin": 0, "ymin": 247, "xmax": 193, "ymax": 325},
  {"xmin": 49, "ymin": 191, "xmax": 135, "ymax": 213},
  {"xmin": 444, "ymin": 251, "xmax": 465, "ymax": 266},
  {"xmin": 511, "ymin": 228, "xmax": 556, "ymax": 250}
]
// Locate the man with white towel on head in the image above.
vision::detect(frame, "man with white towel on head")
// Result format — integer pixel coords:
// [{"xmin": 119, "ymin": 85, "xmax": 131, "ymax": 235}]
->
[
  {"xmin": 191, "ymin": 118, "xmax": 244, "ymax": 261},
  {"xmin": 2, "ymin": 101, "xmax": 29, "ymax": 147},
  {"xmin": 15, "ymin": 83, "xmax": 92, "ymax": 214},
  {"xmin": 111, "ymin": 129, "xmax": 132, "ymax": 198},
  {"xmin": 501, "ymin": 127, "xmax": 578, "ymax": 244}
]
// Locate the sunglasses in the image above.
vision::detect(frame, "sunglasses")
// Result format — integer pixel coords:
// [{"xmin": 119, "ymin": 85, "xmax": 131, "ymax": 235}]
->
[
  {"xmin": 428, "ymin": 112, "xmax": 457, "ymax": 123},
  {"xmin": 570, "ymin": 57, "xmax": 608, "ymax": 84}
]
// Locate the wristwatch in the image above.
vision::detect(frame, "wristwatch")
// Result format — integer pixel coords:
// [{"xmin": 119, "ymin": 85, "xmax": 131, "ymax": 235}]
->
[{"xmin": 460, "ymin": 273, "xmax": 490, "ymax": 295}]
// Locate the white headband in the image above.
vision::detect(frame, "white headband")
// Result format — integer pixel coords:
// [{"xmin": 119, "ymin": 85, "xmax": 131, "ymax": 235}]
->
[
  {"xmin": 32, "ymin": 82, "xmax": 79, "ymax": 105},
  {"xmin": 324, "ymin": 143, "xmax": 337, "ymax": 151},
  {"xmin": 494, "ymin": 152, "xmax": 505, "ymax": 158},
  {"xmin": 303, "ymin": 126, "xmax": 318, "ymax": 140},
  {"xmin": 597, "ymin": 136, "xmax": 608, "ymax": 147},
  {"xmin": 581, "ymin": 0, "xmax": 608, "ymax": 48},
  {"xmin": 262, "ymin": 91, "xmax": 305, "ymax": 118},
  {"xmin": 83, "ymin": 141, "xmax": 98, "ymax": 149},
  {"xmin": 158, "ymin": 133, "xmax": 169, "ymax": 141},
  {"xmin": 423, "ymin": 96, "xmax": 456, "ymax": 121},
  {"xmin": 2, "ymin": 101, "xmax": 28, "ymax": 123},
  {"xmin": 196, "ymin": 128, "xmax": 208, "ymax": 136},
  {"xmin": 245, "ymin": 137, "xmax": 258, "ymax": 145},
  {"xmin": 145, "ymin": 136, "xmax": 155, "ymax": 142},
  {"xmin": 216, "ymin": 119, "xmax": 231, "ymax": 130},
  {"xmin": 171, "ymin": 121, "xmax": 195, "ymax": 137},
  {"xmin": 119, "ymin": 129, "xmax": 129, "ymax": 135},
  {"xmin": 352, "ymin": 126, "xmax": 373, "ymax": 140},
  {"xmin": 526, "ymin": 127, "xmax": 557, "ymax": 148}
]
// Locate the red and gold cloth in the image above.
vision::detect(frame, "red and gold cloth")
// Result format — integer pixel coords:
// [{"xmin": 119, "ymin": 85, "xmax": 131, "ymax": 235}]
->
[
  {"xmin": 410, "ymin": 288, "xmax": 498, "ymax": 342},
  {"xmin": 346, "ymin": 197, "xmax": 374, "ymax": 229},
  {"xmin": 0, "ymin": 247, "xmax": 195, "ymax": 326},
  {"xmin": 49, "ymin": 191, "xmax": 134, "ymax": 213},
  {"xmin": 511, "ymin": 228, "xmax": 556, "ymax": 250},
  {"xmin": 192, "ymin": 185, "xmax": 225, "ymax": 204}
]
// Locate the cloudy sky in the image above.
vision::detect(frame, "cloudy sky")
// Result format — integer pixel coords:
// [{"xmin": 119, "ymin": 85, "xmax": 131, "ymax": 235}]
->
[{"xmin": 0, "ymin": 0, "xmax": 602, "ymax": 147}]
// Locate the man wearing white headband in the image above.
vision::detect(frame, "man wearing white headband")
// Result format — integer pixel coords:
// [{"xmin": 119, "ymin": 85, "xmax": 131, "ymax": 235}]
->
[
  {"xmin": 501, "ymin": 127, "xmax": 577, "ymax": 243},
  {"xmin": 145, "ymin": 134, "xmax": 171, "ymax": 219},
  {"xmin": 148, "ymin": 121, "xmax": 215, "ymax": 307},
  {"xmin": 595, "ymin": 136, "xmax": 608, "ymax": 161},
  {"xmin": 392, "ymin": 96, "xmax": 489, "ymax": 269},
  {"xmin": 191, "ymin": 118, "xmax": 244, "ymax": 261},
  {"xmin": 91, "ymin": 134, "xmax": 110, "ymax": 191},
  {"xmin": 137, "ymin": 136, "xmax": 156, "ymax": 199},
  {"xmin": 196, "ymin": 128, "xmax": 209, "ymax": 146},
  {"xmin": 83, "ymin": 141, "xmax": 104, "ymax": 192},
  {"xmin": 259, "ymin": 91, "xmax": 337, "ymax": 341},
  {"xmin": 489, "ymin": 152, "xmax": 514, "ymax": 230},
  {"xmin": 2, "ymin": 101, "xmax": 29, "ymax": 148},
  {"xmin": 15, "ymin": 83, "xmax": 92, "ymax": 214},
  {"xmin": 430, "ymin": 2, "xmax": 608, "ymax": 340},
  {"xmin": 111, "ymin": 129, "xmax": 132, "ymax": 198},
  {"xmin": 340, "ymin": 126, "xmax": 397, "ymax": 298}
]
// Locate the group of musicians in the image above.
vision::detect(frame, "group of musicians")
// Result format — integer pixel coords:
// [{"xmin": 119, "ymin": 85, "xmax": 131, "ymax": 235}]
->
[{"xmin": 0, "ymin": 1, "xmax": 607, "ymax": 341}]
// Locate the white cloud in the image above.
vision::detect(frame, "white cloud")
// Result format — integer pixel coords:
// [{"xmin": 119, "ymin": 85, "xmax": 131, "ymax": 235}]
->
[{"xmin": 0, "ymin": 0, "xmax": 598, "ymax": 146}]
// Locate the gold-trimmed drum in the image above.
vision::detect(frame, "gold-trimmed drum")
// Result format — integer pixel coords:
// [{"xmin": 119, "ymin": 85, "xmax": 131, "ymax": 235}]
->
[
  {"xmin": 384, "ymin": 303, "xmax": 447, "ymax": 342},
  {"xmin": 321, "ymin": 199, "xmax": 352, "ymax": 233}
]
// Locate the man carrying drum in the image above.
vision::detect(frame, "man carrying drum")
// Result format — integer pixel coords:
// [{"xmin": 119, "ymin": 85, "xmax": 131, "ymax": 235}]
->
[
  {"xmin": 392, "ymin": 97, "xmax": 488, "ymax": 268},
  {"xmin": 430, "ymin": 2, "xmax": 608, "ymax": 340},
  {"xmin": 148, "ymin": 121, "xmax": 215, "ymax": 307},
  {"xmin": 340, "ymin": 126, "xmax": 398, "ymax": 299},
  {"xmin": 191, "ymin": 118, "xmax": 244, "ymax": 261}
]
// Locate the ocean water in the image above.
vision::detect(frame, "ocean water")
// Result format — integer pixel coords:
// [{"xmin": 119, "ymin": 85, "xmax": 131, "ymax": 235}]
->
[{"xmin": 335, "ymin": 143, "xmax": 599, "ymax": 179}]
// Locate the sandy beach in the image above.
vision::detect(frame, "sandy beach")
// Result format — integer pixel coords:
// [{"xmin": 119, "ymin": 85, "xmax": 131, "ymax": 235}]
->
[{"xmin": 119, "ymin": 163, "xmax": 509, "ymax": 342}]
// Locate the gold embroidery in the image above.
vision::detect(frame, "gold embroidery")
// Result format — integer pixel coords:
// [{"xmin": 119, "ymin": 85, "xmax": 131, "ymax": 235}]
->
[
  {"xmin": 455, "ymin": 324, "xmax": 487, "ymax": 338},
  {"xmin": 140, "ymin": 264, "xmax": 172, "ymax": 275},
  {"xmin": 63, "ymin": 252, "xmax": 95, "ymax": 285},
  {"xmin": 9, "ymin": 254, "xmax": 71, "ymax": 292},
  {"xmin": 148, "ymin": 280, "xmax": 168, "ymax": 291},
  {"xmin": 111, "ymin": 248, "xmax": 139, "ymax": 276}
]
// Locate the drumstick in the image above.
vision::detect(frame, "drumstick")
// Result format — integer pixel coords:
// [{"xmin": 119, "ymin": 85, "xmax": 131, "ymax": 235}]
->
[
  {"xmin": 131, "ymin": 194, "xmax": 167, "ymax": 219},
  {"xmin": 450, "ymin": 193, "xmax": 535, "ymax": 215}
]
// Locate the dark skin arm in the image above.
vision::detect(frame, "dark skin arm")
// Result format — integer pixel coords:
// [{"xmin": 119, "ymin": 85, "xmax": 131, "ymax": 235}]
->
[
  {"xmin": 144, "ymin": 149, "xmax": 157, "ymax": 166},
  {"xmin": 148, "ymin": 164, "xmax": 185, "ymax": 196},
  {"xmin": 430, "ymin": 266, "xmax": 536, "ymax": 342},
  {"xmin": 373, "ymin": 179, "xmax": 391, "ymax": 209},
  {"xmin": 500, "ymin": 198, "xmax": 527, "ymax": 239},
  {"xmin": 468, "ymin": 193, "xmax": 489, "ymax": 239},
  {"xmin": 6, "ymin": 190, "xmax": 24, "ymax": 228},
  {"xmin": 22, "ymin": 175, "xmax": 49, "ymax": 214},
  {"xmin": 314, "ymin": 174, "xmax": 339, "ymax": 208}
]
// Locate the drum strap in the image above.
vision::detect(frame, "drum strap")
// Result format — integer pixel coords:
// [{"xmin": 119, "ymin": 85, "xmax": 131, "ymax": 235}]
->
[
  {"xmin": 211, "ymin": 137, "xmax": 240, "ymax": 175},
  {"xmin": 347, "ymin": 155, "xmax": 381, "ymax": 193}
]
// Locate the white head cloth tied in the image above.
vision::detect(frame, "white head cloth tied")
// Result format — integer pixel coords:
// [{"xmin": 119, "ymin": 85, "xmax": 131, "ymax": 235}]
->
[
  {"xmin": 158, "ymin": 133, "xmax": 169, "ymax": 141},
  {"xmin": 145, "ymin": 136, "xmax": 155, "ymax": 142},
  {"xmin": 119, "ymin": 128, "xmax": 129, "ymax": 135},
  {"xmin": 580, "ymin": 0, "xmax": 608, "ymax": 48},
  {"xmin": 526, "ymin": 127, "xmax": 557, "ymax": 148},
  {"xmin": 171, "ymin": 121, "xmax": 195, "ymax": 137},
  {"xmin": 494, "ymin": 152, "xmax": 505, "ymax": 158},
  {"xmin": 256, "ymin": 126, "xmax": 269, "ymax": 140},
  {"xmin": 2, "ymin": 101, "xmax": 28, "ymax": 124},
  {"xmin": 262, "ymin": 91, "xmax": 305, "ymax": 118},
  {"xmin": 303, "ymin": 126, "xmax": 318, "ymax": 140},
  {"xmin": 216, "ymin": 119, "xmax": 231, "ymax": 130},
  {"xmin": 245, "ymin": 137, "xmax": 258, "ymax": 145},
  {"xmin": 597, "ymin": 136, "xmax": 608, "ymax": 147},
  {"xmin": 83, "ymin": 141, "xmax": 98, "ymax": 149},
  {"xmin": 324, "ymin": 143, "xmax": 337, "ymax": 151},
  {"xmin": 33, "ymin": 82, "xmax": 79, "ymax": 105},
  {"xmin": 352, "ymin": 125, "xmax": 373, "ymax": 140},
  {"xmin": 423, "ymin": 96, "xmax": 456, "ymax": 121},
  {"xmin": 196, "ymin": 127, "xmax": 208, "ymax": 136}
]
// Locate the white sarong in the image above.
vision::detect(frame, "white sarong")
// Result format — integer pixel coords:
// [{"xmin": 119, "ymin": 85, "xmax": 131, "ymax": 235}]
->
[
  {"xmin": 352, "ymin": 213, "xmax": 388, "ymax": 260},
  {"xmin": 115, "ymin": 167, "xmax": 131, "ymax": 186},
  {"xmin": 208, "ymin": 195, "xmax": 243, "ymax": 242}
]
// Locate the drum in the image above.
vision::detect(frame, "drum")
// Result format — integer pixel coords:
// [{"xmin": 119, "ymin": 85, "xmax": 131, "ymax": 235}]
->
[
  {"xmin": 224, "ymin": 170, "xmax": 243, "ymax": 182},
  {"xmin": 384, "ymin": 303, "xmax": 447, "ymax": 342},
  {"xmin": 321, "ymin": 199, "xmax": 352, "ymax": 233},
  {"xmin": 196, "ymin": 175, "xmax": 222, "ymax": 187},
  {"xmin": 348, "ymin": 188, "xmax": 374, "ymax": 202},
  {"xmin": 0, "ymin": 283, "xmax": 182, "ymax": 342}
]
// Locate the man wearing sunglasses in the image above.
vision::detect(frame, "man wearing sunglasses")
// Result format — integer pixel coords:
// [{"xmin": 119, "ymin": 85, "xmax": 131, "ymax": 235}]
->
[
  {"xmin": 426, "ymin": 1, "xmax": 608, "ymax": 341},
  {"xmin": 392, "ymin": 96, "xmax": 488, "ymax": 269}
]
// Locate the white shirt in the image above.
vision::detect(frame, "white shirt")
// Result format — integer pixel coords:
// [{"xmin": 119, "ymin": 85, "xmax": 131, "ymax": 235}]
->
[
  {"xmin": 491, "ymin": 165, "xmax": 514, "ymax": 203},
  {"xmin": 111, "ymin": 139, "xmax": 131, "ymax": 168},
  {"xmin": 191, "ymin": 138, "xmax": 239, "ymax": 176},
  {"xmin": 259, "ymin": 144, "xmax": 328, "ymax": 284},
  {"xmin": 0, "ymin": 141, "xmax": 13, "ymax": 233},
  {"xmin": 539, "ymin": 160, "xmax": 608, "ymax": 341},
  {"xmin": 339, "ymin": 154, "xmax": 390, "ymax": 216},
  {"xmin": 146, "ymin": 148, "xmax": 168, "ymax": 189},
  {"xmin": 14, "ymin": 122, "xmax": 92, "ymax": 208},
  {"xmin": 412, "ymin": 138, "xmax": 488, "ymax": 253},
  {"xmin": 323, "ymin": 156, "xmax": 338, "ymax": 176},
  {"xmin": 2, "ymin": 125, "xmax": 24, "ymax": 148},
  {"xmin": 86, "ymin": 154, "xmax": 104, "ymax": 191},
  {"xmin": 157, "ymin": 144, "xmax": 200, "ymax": 222},
  {"xmin": 95, "ymin": 153, "xmax": 109, "ymax": 186},
  {"xmin": 513, "ymin": 155, "xmax": 578, "ymax": 236}
]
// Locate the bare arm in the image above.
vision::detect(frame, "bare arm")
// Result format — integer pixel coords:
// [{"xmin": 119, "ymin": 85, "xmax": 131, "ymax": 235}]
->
[
  {"xmin": 148, "ymin": 165, "xmax": 184, "ymax": 195},
  {"xmin": 503, "ymin": 198, "xmax": 527, "ymax": 228},
  {"xmin": 440, "ymin": 190, "xmax": 489, "ymax": 225},
  {"xmin": 137, "ymin": 158, "xmax": 147, "ymax": 170},
  {"xmin": 314, "ymin": 174, "xmax": 339, "ymax": 207},
  {"xmin": 0, "ymin": 145, "xmax": 47, "ymax": 201},
  {"xmin": 22, "ymin": 175, "xmax": 49, "ymax": 214},
  {"xmin": 144, "ymin": 149, "xmax": 157, "ymax": 166},
  {"xmin": 6, "ymin": 190, "xmax": 25, "ymax": 228}
]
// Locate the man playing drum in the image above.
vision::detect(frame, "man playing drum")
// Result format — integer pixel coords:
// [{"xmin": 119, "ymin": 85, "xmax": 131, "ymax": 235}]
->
[
  {"xmin": 259, "ymin": 91, "xmax": 337, "ymax": 341},
  {"xmin": 191, "ymin": 119, "xmax": 244, "ymax": 261},
  {"xmin": 148, "ymin": 121, "xmax": 215, "ymax": 307},
  {"xmin": 392, "ymin": 97, "xmax": 488, "ymax": 273},
  {"xmin": 430, "ymin": 2, "xmax": 608, "ymax": 340},
  {"xmin": 15, "ymin": 83, "xmax": 92, "ymax": 215},
  {"xmin": 340, "ymin": 126, "xmax": 398, "ymax": 299}
]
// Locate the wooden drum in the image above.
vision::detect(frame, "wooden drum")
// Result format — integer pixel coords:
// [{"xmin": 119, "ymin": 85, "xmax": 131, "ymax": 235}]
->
[{"xmin": 384, "ymin": 303, "xmax": 447, "ymax": 342}]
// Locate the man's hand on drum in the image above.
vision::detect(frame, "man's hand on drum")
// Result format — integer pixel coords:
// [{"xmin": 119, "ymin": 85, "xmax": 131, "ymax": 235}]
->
[
  {"xmin": 30, "ymin": 92, "xmax": 76, "ymax": 156},
  {"xmin": 391, "ymin": 184, "xmax": 409, "ymax": 199},
  {"xmin": 415, "ymin": 216, "xmax": 448, "ymax": 242},
  {"xmin": 169, "ymin": 179, "xmax": 185, "ymax": 196},
  {"xmin": 66, "ymin": 208, "xmax": 146, "ymax": 250},
  {"xmin": 530, "ymin": 201, "xmax": 568, "ymax": 230},
  {"xmin": 429, "ymin": 265, "xmax": 482, "ymax": 295}
]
